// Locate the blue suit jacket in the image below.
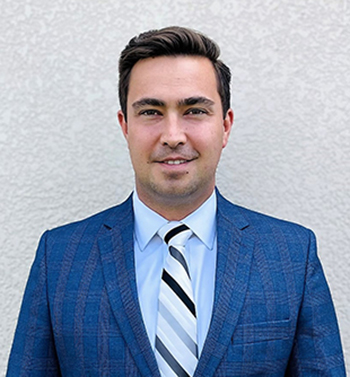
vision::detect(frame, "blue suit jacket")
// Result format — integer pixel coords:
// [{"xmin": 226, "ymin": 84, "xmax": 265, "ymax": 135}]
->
[{"xmin": 7, "ymin": 192, "xmax": 345, "ymax": 376}]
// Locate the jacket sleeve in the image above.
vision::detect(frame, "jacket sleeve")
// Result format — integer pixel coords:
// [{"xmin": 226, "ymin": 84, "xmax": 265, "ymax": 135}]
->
[
  {"xmin": 286, "ymin": 230, "xmax": 346, "ymax": 376},
  {"xmin": 6, "ymin": 231, "xmax": 61, "ymax": 377}
]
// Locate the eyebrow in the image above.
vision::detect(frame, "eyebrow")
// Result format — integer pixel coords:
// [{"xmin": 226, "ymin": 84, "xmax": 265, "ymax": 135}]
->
[
  {"xmin": 132, "ymin": 98, "xmax": 166, "ymax": 110},
  {"xmin": 178, "ymin": 96, "xmax": 215, "ymax": 107}
]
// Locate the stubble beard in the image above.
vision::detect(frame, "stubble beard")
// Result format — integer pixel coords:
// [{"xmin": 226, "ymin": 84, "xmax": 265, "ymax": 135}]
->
[{"xmin": 140, "ymin": 170, "xmax": 215, "ymax": 210}]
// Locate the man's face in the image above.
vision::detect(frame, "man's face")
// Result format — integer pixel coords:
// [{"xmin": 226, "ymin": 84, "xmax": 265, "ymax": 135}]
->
[{"xmin": 118, "ymin": 55, "xmax": 233, "ymax": 213}]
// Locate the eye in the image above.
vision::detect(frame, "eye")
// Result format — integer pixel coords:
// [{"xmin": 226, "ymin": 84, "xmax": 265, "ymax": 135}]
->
[
  {"xmin": 139, "ymin": 109, "xmax": 162, "ymax": 116},
  {"xmin": 185, "ymin": 108, "xmax": 208, "ymax": 116}
]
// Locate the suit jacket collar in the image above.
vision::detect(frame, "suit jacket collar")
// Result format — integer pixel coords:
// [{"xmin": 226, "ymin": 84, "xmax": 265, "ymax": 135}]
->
[{"xmin": 98, "ymin": 191, "xmax": 254, "ymax": 377}]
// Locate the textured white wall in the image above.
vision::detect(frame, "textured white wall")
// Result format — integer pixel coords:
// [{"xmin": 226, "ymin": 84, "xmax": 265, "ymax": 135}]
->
[{"xmin": 1, "ymin": 0, "xmax": 349, "ymax": 374}]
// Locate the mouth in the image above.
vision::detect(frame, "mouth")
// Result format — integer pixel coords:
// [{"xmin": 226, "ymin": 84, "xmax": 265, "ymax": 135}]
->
[
  {"xmin": 153, "ymin": 152, "xmax": 198, "ymax": 167},
  {"xmin": 162, "ymin": 159, "xmax": 189, "ymax": 165}
]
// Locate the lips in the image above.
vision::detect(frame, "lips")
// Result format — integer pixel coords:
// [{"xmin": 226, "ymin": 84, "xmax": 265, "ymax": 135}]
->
[
  {"xmin": 152, "ymin": 151, "xmax": 199, "ymax": 165},
  {"xmin": 163, "ymin": 159, "xmax": 188, "ymax": 165}
]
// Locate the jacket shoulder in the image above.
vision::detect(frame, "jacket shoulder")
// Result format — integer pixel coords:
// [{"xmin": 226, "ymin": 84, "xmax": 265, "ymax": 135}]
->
[
  {"xmin": 218, "ymin": 192, "xmax": 313, "ymax": 241},
  {"xmin": 45, "ymin": 195, "xmax": 133, "ymax": 243}
]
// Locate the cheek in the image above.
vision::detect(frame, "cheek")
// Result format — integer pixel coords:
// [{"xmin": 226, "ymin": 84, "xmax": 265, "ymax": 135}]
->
[
  {"xmin": 129, "ymin": 126, "xmax": 158, "ymax": 146},
  {"xmin": 198, "ymin": 130, "xmax": 225, "ymax": 153},
  {"xmin": 128, "ymin": 133, "xmax": 154, "ymax": 163}
]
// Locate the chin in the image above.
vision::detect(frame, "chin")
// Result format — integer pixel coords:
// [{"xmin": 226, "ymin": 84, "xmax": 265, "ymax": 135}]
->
[{"xmin": 150, "ymin": 180, "xmax": 207, "ymax": 201}]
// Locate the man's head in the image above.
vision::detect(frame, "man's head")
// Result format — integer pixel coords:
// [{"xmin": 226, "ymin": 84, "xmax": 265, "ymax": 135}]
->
[
  {"xmin": 118, "ymin": 26, "xmax": 231, "ymax": 121},
  {"xmin": 118, "ymin": 27, "xmax": 233, "ymax": 220}
]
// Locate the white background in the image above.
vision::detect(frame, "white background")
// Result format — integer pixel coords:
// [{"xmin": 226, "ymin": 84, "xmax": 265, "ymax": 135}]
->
[{"xmin": 1, "ymin": 0, "xmax": 349, "ymax": 374}]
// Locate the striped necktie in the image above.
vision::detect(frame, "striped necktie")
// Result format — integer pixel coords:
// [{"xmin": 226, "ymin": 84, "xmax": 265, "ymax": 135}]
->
[{"xmin": 156, "ymin": 222, "xmax": 198, "ymax": 377}]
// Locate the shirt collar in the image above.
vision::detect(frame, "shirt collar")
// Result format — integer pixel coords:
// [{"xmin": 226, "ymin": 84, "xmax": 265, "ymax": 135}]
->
[
  {"xmin": 181, "ymin": 190, "xmax": 216, "ymax": 250},
  {"xmin": 133, "ymin": 190, "xmax": 167, "ymax": 251},
  {"xmin": 133, "ymin": 189, "xmax": 217, "ymax": 251}
]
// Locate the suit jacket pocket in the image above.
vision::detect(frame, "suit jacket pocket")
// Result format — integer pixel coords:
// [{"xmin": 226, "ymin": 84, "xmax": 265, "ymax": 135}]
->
[{"xmin": 232, "ymin": 319, "xmax": 291, "ymax": 344}]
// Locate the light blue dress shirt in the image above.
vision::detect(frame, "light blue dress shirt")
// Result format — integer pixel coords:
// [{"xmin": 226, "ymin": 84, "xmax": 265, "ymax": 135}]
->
[{"xmin": 133, "ymin": 190, "xmax": 217, "ymax": 355}]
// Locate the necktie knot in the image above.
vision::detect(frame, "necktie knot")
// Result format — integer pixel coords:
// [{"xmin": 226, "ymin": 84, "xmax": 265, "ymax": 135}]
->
[{"xmin": 158, "ymin": 222, "xmax": 192, "ymax": 248}]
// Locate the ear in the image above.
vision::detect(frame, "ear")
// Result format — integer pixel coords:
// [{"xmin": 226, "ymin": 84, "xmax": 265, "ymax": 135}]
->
[
  {"xmin": 222, "ymin": 108, "xmax": 234, "ymax": 148},
  {"xmin": 117, "ymin": 110, "xmax": 129, "ymax": 139}
]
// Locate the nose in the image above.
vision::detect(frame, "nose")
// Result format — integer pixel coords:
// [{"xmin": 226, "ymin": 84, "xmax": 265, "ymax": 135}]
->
[{"xmin": 159, "ymin": 114, "xmax": 187, "ymax": 148}]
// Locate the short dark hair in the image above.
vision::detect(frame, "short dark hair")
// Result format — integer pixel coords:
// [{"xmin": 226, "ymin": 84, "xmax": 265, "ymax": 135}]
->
[{"xmin": 118, "ymin": 26, "xmax": 231, "ymax": 120}]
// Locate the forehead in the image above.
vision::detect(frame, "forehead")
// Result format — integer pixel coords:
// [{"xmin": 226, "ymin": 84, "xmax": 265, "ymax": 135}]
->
[{"xmin": 127, "ymin": 56, "xmax": 219, "ymax": 105}]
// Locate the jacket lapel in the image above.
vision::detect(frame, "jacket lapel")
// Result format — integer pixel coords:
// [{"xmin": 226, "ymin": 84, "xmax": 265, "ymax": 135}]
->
[
  {"xmin": 194, "ymin": 192, "xmax": 255, "ymax": 377},
  {"xmin": 98, "ymin": 196, "xmax": 160, "ymax": 377}
]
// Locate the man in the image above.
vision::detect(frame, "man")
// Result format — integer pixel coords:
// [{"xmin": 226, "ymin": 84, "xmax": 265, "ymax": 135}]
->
[{"xmin": 7, "ymin": 26, "xmax": 345, "ymax": 376}]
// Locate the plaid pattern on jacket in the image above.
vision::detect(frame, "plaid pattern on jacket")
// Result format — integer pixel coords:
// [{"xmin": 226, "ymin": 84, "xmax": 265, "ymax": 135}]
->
[{"xmin": 7, "ymin": 191, "xmax": 345, "ymax": 376}]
